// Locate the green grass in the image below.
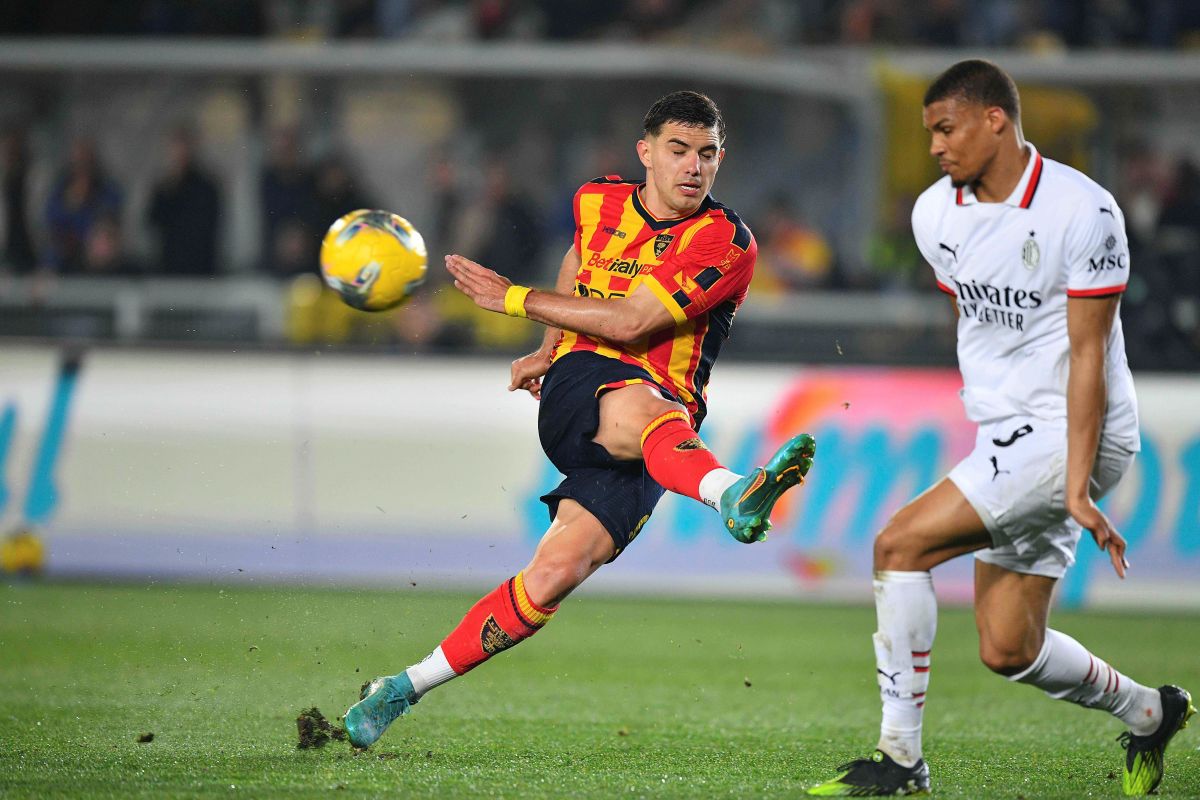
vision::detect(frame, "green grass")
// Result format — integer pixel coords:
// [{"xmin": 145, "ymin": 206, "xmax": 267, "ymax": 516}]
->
[{"xmin": 1, "ymin": 582, "xmax": 1198, "ymax": 799}]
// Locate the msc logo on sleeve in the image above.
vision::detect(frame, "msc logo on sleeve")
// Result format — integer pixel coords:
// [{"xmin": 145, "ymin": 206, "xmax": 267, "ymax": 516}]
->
[{"xmin": 1088, "ymin": 253, "xmax": 1128, "ymax": 271}]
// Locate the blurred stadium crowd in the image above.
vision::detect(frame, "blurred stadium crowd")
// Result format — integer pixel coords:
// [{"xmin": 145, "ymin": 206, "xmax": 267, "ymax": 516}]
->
[
  {"xmin": 4, "ymin": 0, "xmax": 1200, "ymax": 49},
  {"xmin": 0, "ymin": 2, "xmax": 1198, "ymax": 368}
]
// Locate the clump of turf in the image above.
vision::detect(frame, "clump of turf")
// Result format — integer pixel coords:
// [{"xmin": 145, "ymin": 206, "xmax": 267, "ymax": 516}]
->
[{"xmin": 296, "ymin": 707, "xmax": 347, "ymax": 749}]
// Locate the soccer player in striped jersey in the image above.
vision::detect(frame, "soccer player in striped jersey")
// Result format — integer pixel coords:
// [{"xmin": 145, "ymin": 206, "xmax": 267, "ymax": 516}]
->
[
  {"xmin": 808, "ymin": 60, "xmax": 1193, "ymax": 797},
  {"xmin": 343, "ymin": 91, "xmax": 816, "ymax": 749}
]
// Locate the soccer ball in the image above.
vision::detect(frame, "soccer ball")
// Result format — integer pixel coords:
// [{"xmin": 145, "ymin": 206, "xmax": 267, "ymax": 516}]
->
[{"xmin": 319, "ymin": 209, "xmax": 428, "ymax": 311}]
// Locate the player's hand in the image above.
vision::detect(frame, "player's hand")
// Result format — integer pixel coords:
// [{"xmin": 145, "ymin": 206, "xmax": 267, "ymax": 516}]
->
[
  {"xmin": 445, "ymin": 254, "xmax": 511, "ymax": 314},
  {"xmin": 1067, "ymin": 495, "xmax": 1128, "ymax": 578},
  {"xmin": 510, "ymin": 348, "xmax": 553, "ymax": 400}
]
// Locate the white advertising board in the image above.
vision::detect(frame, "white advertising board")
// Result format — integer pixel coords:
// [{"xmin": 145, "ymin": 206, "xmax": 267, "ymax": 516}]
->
[{"xmin": 2, "ymin": 345, "xmax": 1197, "ymax": 608}]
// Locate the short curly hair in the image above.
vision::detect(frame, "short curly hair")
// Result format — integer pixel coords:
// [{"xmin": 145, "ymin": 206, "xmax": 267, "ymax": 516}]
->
[{"xmin": 924, "ymin": 60, "xmax": 1020, "ymax": 123}]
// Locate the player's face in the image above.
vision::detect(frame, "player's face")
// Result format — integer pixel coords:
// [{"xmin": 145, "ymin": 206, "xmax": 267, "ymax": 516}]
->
[
  {"xmin": 637, "ymin": 122, "xmax": 725, "ymax": 218},
  {"xmin": 923, "ymin": 98, "xmax": 1002, "ymax": 188}
]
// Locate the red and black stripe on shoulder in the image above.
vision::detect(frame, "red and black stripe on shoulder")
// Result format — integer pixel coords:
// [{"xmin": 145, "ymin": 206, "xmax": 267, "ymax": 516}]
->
[{"xmin": 708, "ymin": 201, "xmax": 753, "ymax": 252}]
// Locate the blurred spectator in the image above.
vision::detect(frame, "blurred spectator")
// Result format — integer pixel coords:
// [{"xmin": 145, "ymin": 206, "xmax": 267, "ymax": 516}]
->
[
  {"xmin": 537, "ymin": 0, "xmax": 620, "ymax": 39},
  {"xmin": 1157, "ymin": 159, "xmax": 1200, "ymax": 238},
  {"xmin": 333, "ymin": 0, "xmax": 378, "ymax": 37},
  {"xmin": 81, "ymin": 213, "xmax": 143, "ymax": 276},
  {"xmin": 1116, "ymin": 140, "xmax": 1170, "ymax": 251},
  {"xmin": 260, "ymin": 127, "xmax": 320, "ymax": 277},
  {"xmin": 1155, "ymin": 159, "xmax": 1200, "ymax": 359},
  {"xmin": 753, "ymin": 195, "xmax": 836, "ymax": 292},
  {"xmin": 840, "ymin": 0, "xmax": 906, "ymax": 45},
  {"xmin": 314, "ymin": 154, "xmax": 374, "ymax": 232},
  {"xmin": 43, "ymin": 138, "xmax": 122, "ymax": 274},
  {"xmin": 472, "ymin": 0, "xmax": 518, "ymax": 39},
  {"xmin": 147, "ymin": 127, "xmax": 222, "ymax": 276},
  {"xmin": 868, "ymin": 193, "xmax": 924, "ymax": 290},
  {"xmin": 454, "ymin": 160, "xmax": 545, "ymax": 286},
  {"xmin": 375, "ymin": 0, "xmax": 425, "ymax": 38},
  {"xmin": 914, "ymin": 0, "xmax": 962, "ymax": 45},
  {"xmin": 269, "ymin": 219, "xmax": 317, "ymax": 278},
  {"xmin": 429, "ymin": 151, "xmax": 460, "ymax": 256},
  {"xmin": 1, "ymin": 130, "xmax": 36, "ymax": 273}
]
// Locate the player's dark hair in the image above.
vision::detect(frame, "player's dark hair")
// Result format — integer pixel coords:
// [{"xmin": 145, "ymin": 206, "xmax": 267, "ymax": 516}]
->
[
  {"xmin": 924, "ymin": 59, "xmax": 1020, "ymax": 123},
  {"xmin": 643, "ymin": 91, "xmax": 725, "ymax": 144}
]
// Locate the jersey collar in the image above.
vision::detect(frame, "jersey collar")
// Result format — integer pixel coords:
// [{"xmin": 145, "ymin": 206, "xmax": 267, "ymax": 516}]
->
[
  {"xmin": 632, "ymin": 184, "xmax": 714, "ymax": 230},
  {"xmin": 955, "ymin": 143, "xmax": 1044, "ymax": 209}
]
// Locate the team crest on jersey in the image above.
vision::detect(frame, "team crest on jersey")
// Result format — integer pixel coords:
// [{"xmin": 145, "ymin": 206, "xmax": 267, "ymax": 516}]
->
[
  {"xmin": 480, "ymin": 615, "xmax": 516, "ymax": 655},
  {"xmin": 1021, "ymin": 233, "xmax": 1040, "ymax": 270},
  {"xmin": 674, "ymin": 437, "xmax": 707, "ymax": 452},
  {"xmin": 654, "ymin": 233, "xmax": 675, "ymax": 258},
  {"xmin": 1105, "ymin": 234, "xmax": 1116, "ymax": 251}
]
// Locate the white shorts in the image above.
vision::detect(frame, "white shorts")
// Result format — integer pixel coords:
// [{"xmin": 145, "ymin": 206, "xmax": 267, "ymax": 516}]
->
[{"xmin": 947, "ymin": 416, "xmax": 1135, "ymax": 579}]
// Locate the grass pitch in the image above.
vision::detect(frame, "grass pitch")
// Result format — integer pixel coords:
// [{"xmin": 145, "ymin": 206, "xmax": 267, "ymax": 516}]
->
[{"xmin": 2, "ymin": 582, "xmax": 1198, "ymax": 799}]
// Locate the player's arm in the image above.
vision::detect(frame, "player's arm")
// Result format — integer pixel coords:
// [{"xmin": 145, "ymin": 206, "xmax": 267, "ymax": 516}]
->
[
  {"xmin": 446, "ymin": 253, "xmax": 675, "ymax": 344},
  {"xmin": 508, "ymin": 246, "xmax": 581, "ymax": 398},
  {"xmin": 1065, "ymin": 293, "xmax": 1127, "ymax": 578}
]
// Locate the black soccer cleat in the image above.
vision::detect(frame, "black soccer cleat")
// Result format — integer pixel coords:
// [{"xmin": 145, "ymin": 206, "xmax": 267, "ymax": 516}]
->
[
  {"xmin": 807, "ymin": 749, "xmax": 931, "ymax": 796},
  {"xmin": 1118, "ymin": 684, "xmax": 1195, "ymax": 796}
]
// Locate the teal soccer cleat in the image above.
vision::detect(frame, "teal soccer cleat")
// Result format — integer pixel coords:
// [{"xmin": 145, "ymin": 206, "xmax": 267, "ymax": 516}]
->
[
  {"xmin": 719, "ymin": 433, "xmax": 816, "ymax": 543},
  {"xmin": 343, "ymin": 673, "xmax": 419, "ymax": 749}
]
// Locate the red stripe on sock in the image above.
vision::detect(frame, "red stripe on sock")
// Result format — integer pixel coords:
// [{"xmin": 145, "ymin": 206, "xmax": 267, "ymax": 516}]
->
[
  {"xmin": 1084, "ymin": 656, "xmax": 1095, "ymax": 684},
  {"xmin": 911, "ymin": 650, "xmax": 931, "ymax": 658},
  {"xmin": 914, "ymin": 666, "xmax": 929, "ymax": 673}
]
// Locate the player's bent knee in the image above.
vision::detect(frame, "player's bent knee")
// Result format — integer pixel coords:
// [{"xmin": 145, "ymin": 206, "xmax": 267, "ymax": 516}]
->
[
  {"xmin": 873, "ymin": 524, "xmax": 919, "ymax": 571},
  {"xmin": 522, "ymin": 554, "xmax": 592, "ymax": 607},
  {"xmin": 978, "ymin": 640, "xmax": 1038, "ymax": 676}
]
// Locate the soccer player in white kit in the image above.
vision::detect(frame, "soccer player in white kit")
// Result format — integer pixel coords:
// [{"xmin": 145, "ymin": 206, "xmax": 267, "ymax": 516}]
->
[{"xmin": 808, "ymin": 60, "xmax": 1194, "ymax": 797}]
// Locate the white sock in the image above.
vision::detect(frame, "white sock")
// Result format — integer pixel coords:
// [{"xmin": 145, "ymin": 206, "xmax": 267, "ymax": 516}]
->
[
  {"xmin": 1010, "ymin": 629, "xmax": 1162, "ymax": 735},
  {"xmin": 698, "ymin": 467, "xmax": 741, "ymax": 510},
  {"xmin": 405, "ymin": 645, "xmax": 458, "ymax": 699},
  {"xmin": 873, "ymin": 570, "xmax": 937, "ymax": 767}
]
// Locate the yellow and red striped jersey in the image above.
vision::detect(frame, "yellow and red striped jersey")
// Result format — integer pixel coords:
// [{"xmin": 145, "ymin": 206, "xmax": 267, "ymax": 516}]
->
[{"xmin": 552, "ymin": 176, "xmax": 757, "ymax": 424}]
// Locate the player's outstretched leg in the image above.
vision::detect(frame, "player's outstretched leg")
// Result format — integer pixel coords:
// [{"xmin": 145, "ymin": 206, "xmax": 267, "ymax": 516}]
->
[
  {"xmin": 1118, "ymin": 685, "xmax": 1195, "ymax": 796},
  {"xmin": 1006, "ymin": 626, "xmax": 1194, "ymax": 796},
  {"xmin": 344, "ymin": 571, "xmax": 556, "ymax": 749},
  {"xmin": 718, "ymin": 433, "xmax": 816, "ymax": 543}
]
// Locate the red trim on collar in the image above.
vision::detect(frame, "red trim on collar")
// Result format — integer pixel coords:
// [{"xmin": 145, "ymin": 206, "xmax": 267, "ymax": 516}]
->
[
  {"xmin": 935, "ymin": 280, "xmax": 956, "ymax": 296},
  {"xmin": 955, "ymin": 186, "xmax": 963, "ymax": 206},
  {"xmin": 1018, "ymin": 152, "xmax": 1043, "ymax": 209}
]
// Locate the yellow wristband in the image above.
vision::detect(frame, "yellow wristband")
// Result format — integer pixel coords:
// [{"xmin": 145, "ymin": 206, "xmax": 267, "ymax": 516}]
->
[{"xmin": 504, "ymin": 285, "xmax": 532, "ymax": 318}]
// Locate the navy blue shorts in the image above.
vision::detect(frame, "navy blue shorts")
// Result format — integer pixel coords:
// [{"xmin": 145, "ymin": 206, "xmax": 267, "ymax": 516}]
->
[{"xmin": 537, "ymin": 351, "xmax": 676, "ymax": 560}]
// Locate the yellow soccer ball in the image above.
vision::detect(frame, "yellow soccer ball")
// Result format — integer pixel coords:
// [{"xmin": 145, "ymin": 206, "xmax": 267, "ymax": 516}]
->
[{"xmin": 319, "ymin": 209, "xmax": 428, "ymax": 311}]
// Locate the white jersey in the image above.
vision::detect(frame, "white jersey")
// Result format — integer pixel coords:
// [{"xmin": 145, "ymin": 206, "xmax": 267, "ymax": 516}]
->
[{"xmin": 912, "ymin": 144, "xmax": 1140, "ymax": 451}]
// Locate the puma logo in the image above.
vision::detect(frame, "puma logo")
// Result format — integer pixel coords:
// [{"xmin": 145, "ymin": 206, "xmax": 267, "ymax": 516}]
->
[
  {"xmin": 1099, "ymin": 205, "xmax": 1115, "ymax": 216},
  {"xmin": 938, "ymin": 242, "xmax": 960, "ymax": 262},
  {"xmin": 877, "ymin": 669, "xmax": 901, "ymax": 685},
  {"xmin": 990, "ymin": 456, "xmax": 1010, "ymax": 481}
]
